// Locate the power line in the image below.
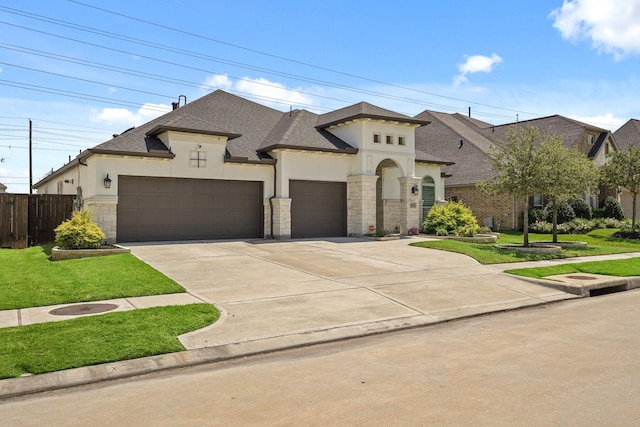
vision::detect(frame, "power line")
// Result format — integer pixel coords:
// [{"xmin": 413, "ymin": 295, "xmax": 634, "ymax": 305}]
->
[
  {"xmin": 67, "ymin": 0, "xmax": 541, "ymax": 118},
  {"xmin": 0, "ymin": 8, "xmax": 526, "ymax": 120}
]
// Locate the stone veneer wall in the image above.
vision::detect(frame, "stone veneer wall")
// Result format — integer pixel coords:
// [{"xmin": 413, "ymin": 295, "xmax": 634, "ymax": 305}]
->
[
  {"xmin": 382, "ymin": 200, "xmax": 402, "ymax": 233},
  {"xmin": 270, "ymin": 198, "xmax": 292, "ymax": 239},
  {"xmin": 84, "ymin": 196, "xmax": 118, "ymax": 243},
  {"xmin": 445, "ymin": 185, "xmax": 525, "ymax": 230},
  {"xmin": 347, "ymin": 175, "xmax": 378, "ymax": 236}
]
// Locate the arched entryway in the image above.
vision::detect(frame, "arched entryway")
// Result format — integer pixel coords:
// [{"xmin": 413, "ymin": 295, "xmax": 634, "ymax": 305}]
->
[
  {"xmin": 375, "ymin": 159, "xmax": 403, "ymax": 233},
  {"xmin": 421, "ymin": 175, "xmax": 436, "ymax": 222}
]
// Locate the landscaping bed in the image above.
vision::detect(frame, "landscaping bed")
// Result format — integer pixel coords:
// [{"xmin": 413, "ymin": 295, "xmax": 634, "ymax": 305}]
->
[{"xmin": 51, "ymin": 244, "xmax": 131, "ymax": 261}]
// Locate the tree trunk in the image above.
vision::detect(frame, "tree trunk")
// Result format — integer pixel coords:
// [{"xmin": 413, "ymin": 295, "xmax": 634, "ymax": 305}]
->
[
  {"xmin": 552, "ymin": 197, "xmax": 558, "ymax": 243},
  {"xmin": 523, "ymin": 197, "xmax": 530, "ymax": 247},
  {"xmin": 633, "ymin": 192, "xmax": 638, "ymax": 230}
]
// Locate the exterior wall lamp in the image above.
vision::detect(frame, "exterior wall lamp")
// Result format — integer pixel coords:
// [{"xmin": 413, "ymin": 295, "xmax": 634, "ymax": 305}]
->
[
  {"xmin": 411, "ymin": 184, "xmax": 419, "ymax": 194},
  {"xmin": 104, "ymin": 174, "xmax": 112, "ymax": 189}
]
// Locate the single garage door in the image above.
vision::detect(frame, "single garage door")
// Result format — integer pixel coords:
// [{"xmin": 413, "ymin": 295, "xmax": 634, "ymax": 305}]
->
[
  {"xmin": 290, "ymin": 180, "xmax": 347, "ymax": 238},
  {"xmin": 117, "ymin": 176, "xmax": 263, "ymax": 242}
]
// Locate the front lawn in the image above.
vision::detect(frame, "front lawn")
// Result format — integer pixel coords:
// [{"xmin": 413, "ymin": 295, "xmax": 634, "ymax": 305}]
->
[
  {"xmin": 505, "ymin": 258, "xmax": 640, "ymax": 280},
  {"xmin": 0, "ymin": 244, "xmax": 220, "ymax": 379},
  {"xmin": 410, "ymin": 228, "xmax": 640, "ymax": 264},
  {"xmin": 0, "ymin": 244, "xmax": 185, "ymax": 310},
  {"xmin": 0, "ymin": 304, "xmax": 218, "ymax": 379}
]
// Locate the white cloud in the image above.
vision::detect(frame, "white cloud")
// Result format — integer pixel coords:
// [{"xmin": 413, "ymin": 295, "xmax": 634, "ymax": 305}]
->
[
  {"xmin": 454, "ymin": 53, "xmax": 503, "ymax": 85},
  {"xmin": 90, "ymin": 103, "xmax": 171, "ymax": 128},
  {"xmin": 550, "ymin": 0, "xmax": 640, "ymax": 59},
  {"xmin": 200, "ymin": 74, "xmax": 315, "ymax": 110},
  {"xmin": 201, "ymin": 74, "xmax": 233, "ymax": 90},
  {"xmin": 569, "ymin": 113, "xmax": 625, "ymax": 130},
  {"xmin": 235, "ymin": 77, "xmax": 314, "ymax": 109}
]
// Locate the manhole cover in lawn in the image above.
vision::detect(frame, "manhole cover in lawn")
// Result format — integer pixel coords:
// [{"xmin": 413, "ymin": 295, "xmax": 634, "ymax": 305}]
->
[
  {"xmin": 565, "ymin": 275, "xmax": 597, "ymax": 280},
  {"xmin": 49, "ymin": 303, "xmax": 118, "ymax": 316}
]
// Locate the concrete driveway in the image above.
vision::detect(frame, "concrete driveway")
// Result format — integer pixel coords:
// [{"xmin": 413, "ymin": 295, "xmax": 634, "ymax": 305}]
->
[{"xmin": 128, "ymin": 237, "xmax": 574, "ymax": 350}]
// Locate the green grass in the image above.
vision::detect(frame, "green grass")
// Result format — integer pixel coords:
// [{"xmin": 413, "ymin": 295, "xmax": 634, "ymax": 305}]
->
[
  {"xmin": 410, "ymin": 228, "xmax": 640, "ymax": 264},
  {"xmin": 505, "ymin": 258, "xmax": 640, "ymax": 280},
  {"xmin": 0, "ymin": 244, "xmax": 185, "ymax": 310},
  {"xmin": 0, "ymin": 304, "xmax": 219, "ymax": 379}
]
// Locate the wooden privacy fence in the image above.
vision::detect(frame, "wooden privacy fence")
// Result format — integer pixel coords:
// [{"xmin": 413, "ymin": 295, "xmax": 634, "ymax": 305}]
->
[{"xmin": 0, "ymin": 194, "xmax": 75, "ymax": 249}]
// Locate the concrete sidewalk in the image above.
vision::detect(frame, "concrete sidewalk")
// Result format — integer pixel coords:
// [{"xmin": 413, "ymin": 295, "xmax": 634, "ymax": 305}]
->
[
  {"xmin": 2, "ymin": 237, "xmax": 637, "ymax": 399},
  {"xmin": 0, "ymin": 293, "xmax": 206, "ymax": 328}
]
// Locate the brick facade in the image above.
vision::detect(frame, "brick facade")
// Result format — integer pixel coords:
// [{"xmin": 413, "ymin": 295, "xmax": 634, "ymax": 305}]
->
[{"xmin": 445, "ymin": 185, "xmax": 526, "ymax": 230}]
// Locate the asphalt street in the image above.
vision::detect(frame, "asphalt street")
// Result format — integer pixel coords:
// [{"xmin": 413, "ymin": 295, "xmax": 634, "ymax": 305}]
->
[{"xmin": 2, "ymin": 289, "xmax": 639, "ymax": 426}]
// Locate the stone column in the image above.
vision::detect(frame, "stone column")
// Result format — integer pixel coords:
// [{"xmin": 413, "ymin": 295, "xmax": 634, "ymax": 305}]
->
[
  {"xmin": 347, "ymin": 175, "xmax": 378, "ymax": 236},
  {"xmin": 84, "ymin": 195, "xmax": 118, "ymax": 243},
  {"xmin": 398, "ymin": 177, "xmax": 422, "ymax": 235},
  {"xmin": 270, "ymin": 198, "xmax": 292, "ymax": 239}
]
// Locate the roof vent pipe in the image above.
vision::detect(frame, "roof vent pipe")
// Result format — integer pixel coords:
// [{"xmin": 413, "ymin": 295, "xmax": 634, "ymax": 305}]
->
[
  {"xmin": 172, "ymin": 102, "xmax": 179, "ymax": 111},
  {"xmin": 468, "ymin": 107, "xmax": 471, "ymax": 118}
]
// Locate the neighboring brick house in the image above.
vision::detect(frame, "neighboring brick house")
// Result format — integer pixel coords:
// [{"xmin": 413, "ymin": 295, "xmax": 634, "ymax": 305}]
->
[
  {"xmin": 414, "ymin": 112, "xmax": 617, "ymax": 230},
  {"xmin": 613, "ymin": 119, "xmax": 640, "ymax": 218}
]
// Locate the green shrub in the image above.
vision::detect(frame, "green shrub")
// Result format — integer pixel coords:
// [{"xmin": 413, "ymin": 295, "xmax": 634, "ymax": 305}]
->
[
  {"xmin": 601, "ymin": 196, "xmax": 624, "ymax": 221},
  {"xmin": 528, "ymin": 208, "xmax": 544, "ymax": 224},
  {"xmin": 55, "ymin": 210, "xmax": 105, "ymax": 249},
  {"xmin": 422, "ymin": 201, "xmax": 480, "ymax": 236},
  {"xmin": 542, "ymin": 200, "xmax": 576, "ymax": 224},
  {"xmin": 374, "ymin": 229, "xmax": 389, "ymax": 237},
  {"xmin": 567, "ymin": 197, "xmax": 592, "ymax": 219},
  {"xmin": 529, "ymin": 220, "xmax": 553, "ymax": 233}
]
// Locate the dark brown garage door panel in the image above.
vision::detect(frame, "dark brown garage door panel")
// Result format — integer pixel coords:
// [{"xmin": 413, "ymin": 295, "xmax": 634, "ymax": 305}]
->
[
  {"xmin": 117, "ymin": 176, "xmax": 263, "ymax": 242},
  {"xmin": 290, "ymin": 180, "xmax": 347, "ymax": 238}
]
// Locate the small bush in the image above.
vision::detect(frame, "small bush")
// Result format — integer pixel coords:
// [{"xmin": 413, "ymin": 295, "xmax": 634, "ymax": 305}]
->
[
  {"xmin": 567, "ymin": 197, "xmax": 592, "ymax": 219},
  {"xmin": 374, "ymin": 229, "xmax": 388, "ymax": 237},
  {"xmin": 601, "ymin": 196, "xmax": 624, "ymax": 221},
  {"xmin": 529, "ymin": 220, "xmax": 553, "ymax": 234},
  {"xmin": 528, "ymin": 208, "xmax": 544, "ymax": 224},
  {"xmin": 455, "ymin": 224, "xmax": 480, "ymax": 237},
  {"xmin": 422, "ymin": 201, "xmax": 480, "ymax": 236},
  {"xmin": 55, "ymin": 210, "xmax": 105, "ymax": 249},
  {"xmin": 435, "ymin": 227, "xmax": 449, "ymax": 236},
  {"xmin": 542, "ymin": 200, "xmax": 576, "ymax": 224}
]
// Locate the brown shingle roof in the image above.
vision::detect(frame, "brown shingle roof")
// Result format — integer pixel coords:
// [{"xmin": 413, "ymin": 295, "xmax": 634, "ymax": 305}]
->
[
  {"xmin": 259, "ymin": 109, "xmax": 356, "ymax": 154},
  {"xmin": 91, "ymin": 90, "xmax": 358, "ymax": 162},
  {"xmin": 613, "ymin": 119, "xmax": 640, "ymax": 149},
  {"xmin": 414, "ymin": 111, "xmax": 612, "ymax": 186},
  {"xmin": 316, "ymin": 102, "xmax": 429, "ymax": 128}
]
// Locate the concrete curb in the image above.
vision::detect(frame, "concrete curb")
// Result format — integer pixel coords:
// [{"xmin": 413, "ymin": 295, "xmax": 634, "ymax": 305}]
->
[
  {"xmin": 507, "ymin": 275, "xmax": 640, "ymax": 297},
  {"xmin": 0, "ymin": 300, "xmax": 574, "ymax": 400}
]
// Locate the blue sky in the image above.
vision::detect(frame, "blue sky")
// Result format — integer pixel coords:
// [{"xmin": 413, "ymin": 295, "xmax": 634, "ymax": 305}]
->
[{"xmin": 2, "ymin": 0, "xmax": 640, "ymax": 193}]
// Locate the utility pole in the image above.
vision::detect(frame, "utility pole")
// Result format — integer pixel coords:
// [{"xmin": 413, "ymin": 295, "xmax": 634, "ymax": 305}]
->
[{"xmin": 29, "ymin": 118, "xmax": 33, "ymax": 194}]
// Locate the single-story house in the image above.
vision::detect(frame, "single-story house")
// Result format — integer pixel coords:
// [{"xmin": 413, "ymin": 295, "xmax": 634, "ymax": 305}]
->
[
  {"xmin": 413, "ymin": 111, "xmax": 618, "ymax": 230},
  {"xmin": 34, "ymin": 90, "xmax": 452, "ymax": 243},
  {"xmin": 612, "ymin": 118, "xmax": 640, "ymax": 219}
]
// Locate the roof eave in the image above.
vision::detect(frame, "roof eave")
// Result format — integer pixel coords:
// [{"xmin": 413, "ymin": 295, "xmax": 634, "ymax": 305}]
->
[
  {"xmin": 146, "ymin": 125, "xmax": 241, "ymax": 139},
  {"xmin": 224, "ymin": 157, "xmax": 276, "ymax": 165},
  {"xmin": 317, "ymin": 114, "xmax": 430, "ymax": 129},
  {"xmin": 257, "ymin": 144, "xmax": 359, "ymax": 155}
]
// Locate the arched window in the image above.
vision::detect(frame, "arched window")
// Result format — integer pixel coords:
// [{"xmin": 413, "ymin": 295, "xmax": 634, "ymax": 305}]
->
[{"xmin": 421, "ymin": 176, "xmax": 435, "ymax": 218}]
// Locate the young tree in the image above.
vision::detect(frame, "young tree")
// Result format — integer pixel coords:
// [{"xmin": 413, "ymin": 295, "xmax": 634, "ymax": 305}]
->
[
  {"xmin": 537, "ymin": 138, "xmax": 599, "ymax": 243},
  {"xmin": 478, "ymin": 125, "xmax": 545, "ymax": 247},
  {"xmin": 603, "ymin": 143, "xmax": 640, "ymax": 229}
]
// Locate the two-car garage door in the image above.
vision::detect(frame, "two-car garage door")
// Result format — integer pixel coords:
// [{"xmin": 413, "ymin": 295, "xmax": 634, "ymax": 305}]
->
[
  {"xmin": 116, "ymin": 176, "xmax": 347, "ymax": 242},
  {"xmin": 117, "ymin": 176, "xmax": 263, "ymax": 242}
]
